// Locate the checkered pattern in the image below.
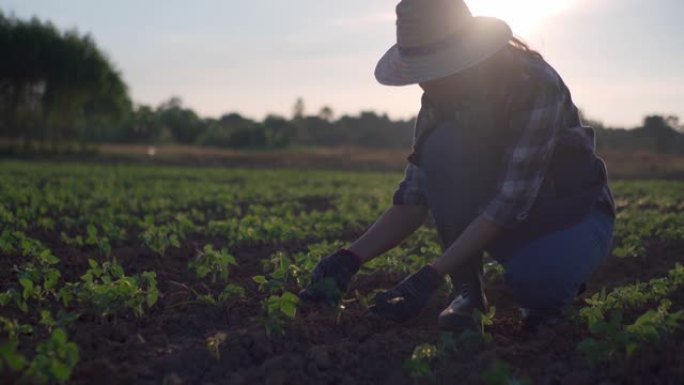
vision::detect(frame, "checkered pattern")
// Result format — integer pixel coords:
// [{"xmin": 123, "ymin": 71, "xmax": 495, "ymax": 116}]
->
[{"xmin": 393, "ymin": 49, "xmax": 613, "ymax": 228}]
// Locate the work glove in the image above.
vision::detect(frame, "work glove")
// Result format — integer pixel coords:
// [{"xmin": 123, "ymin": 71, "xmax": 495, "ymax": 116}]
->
[
  {"xmin": 370, "ymin": 265, "xmax": 443, "ymax": 322},
  {"xmin": 298, "ymin": 249, "xmax": 362, "ymax": 305}
]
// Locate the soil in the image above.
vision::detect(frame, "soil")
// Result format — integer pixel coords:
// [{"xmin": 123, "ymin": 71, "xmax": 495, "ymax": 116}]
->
[{"xmin": 1, "ymin": 217, "xmax": 683, "ymax": 385}]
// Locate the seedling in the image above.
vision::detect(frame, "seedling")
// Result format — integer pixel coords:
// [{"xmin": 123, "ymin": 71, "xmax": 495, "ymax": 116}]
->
[
  {"xmin": 22, "ymin": 328, "xmax": 79, "ymax": 384},
  {"xmin": 72, "ymin": 259, "xmax": 159, "ymax": 317},
  {"xmin": 189, "ymin": 245, "xmax": 237, "ymax": 283},
  {"xmin": 403, "ymin": 343, "xmax": 438, "ymax": 383},
  {"xmin": 473, "ymin": 306, "xmax": 496, "ymax": 342},
  {"xmin": 141, "ymin": 222, "xmax": 181, "ymax": 255},
  {"xmin": 578, "ymin": 300, "xmax": 684, "ymax": 366},
  {"xmin": 482, "ymin": 361, "xmax": 531, "ymax": 385},
  {"xmin": 206, "ymin": 331, "xmax": 228, "ymax": 360},
  {"xmin": 259, "ymin": 292, "xmax": 299, "ymax": 336},
  {"xmin": 85, "ymin": 224, "xmax": 112, "ymax": 256}
]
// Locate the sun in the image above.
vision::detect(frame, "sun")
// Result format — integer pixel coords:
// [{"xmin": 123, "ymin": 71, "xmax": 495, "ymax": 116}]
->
[{"xmin": 468, "ymin": 0, "xmax": 576, "ymax": 36}]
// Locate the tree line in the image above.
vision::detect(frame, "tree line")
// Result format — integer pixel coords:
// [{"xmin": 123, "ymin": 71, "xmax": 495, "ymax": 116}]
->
[
  {"xmin": 1, "ymin": 11, "xmax": 683, "ymax": 154},
  {"xmin": 113, "ymin": 96, "xmax": 415, "ymax": 149},
  {"xmin": 0, "ymin": 12, "xmax": 416, "ymax": 151},
  {"xmin": 0, "ymin": 11, "xmax": 130, "ymax": 150}
]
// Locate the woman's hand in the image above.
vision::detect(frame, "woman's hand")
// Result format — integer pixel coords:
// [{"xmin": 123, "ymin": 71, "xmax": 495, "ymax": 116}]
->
[
  {"xmin": 371, "ymin": 215, "xmax": 499, "ymax": 322},
  {"xmin": 370, "ymin": 265, "xmax": 443, "ymax": 321},
  {"xmin": 300, "ymin": 205, "xmax": 428, "ymax": 306},
  {"xmin": 298, "ymin": 249, "xmax": 362, "ymax": 305}
]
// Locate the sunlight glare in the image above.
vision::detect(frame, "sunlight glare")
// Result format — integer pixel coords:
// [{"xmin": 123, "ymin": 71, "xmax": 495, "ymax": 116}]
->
[{"xmin": 468, "ymin": 0, "xmax": 576, "ymax": 36}]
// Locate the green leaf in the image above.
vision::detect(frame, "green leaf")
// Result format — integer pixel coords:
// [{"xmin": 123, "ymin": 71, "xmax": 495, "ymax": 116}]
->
[
  {"xmin": 411, "ymin": 344, "xmax": 438, "ymax": 361},
  {"xmin": 146, "ymin": 287, "xmax": 159, "ymax": 307},
  {"xmin": 219, "ymin": 284, "xmax": 245, "ymax": 303},
  {"xmin": 87, "ymin": 224, "xmax": 97, "ymax": 239},
  {"xmin": 39, "ymin": 250, "xmax": 59, "ymax": 265},
  {"xmin": 253, "ymin": 276, "xmax": 267, "ymax": 285},
  {"xmin": 281, "ymin": 291, "xmax": 299, "ymax": 304},
  {"xmin": 17, "ymin": 300, "xmax": 28, "ymax": 313},
  {"xmin": 39, "ymin": 310, "xmax": 55, "ymax": 330},
  {"xmin": 19, "ymin": 278, "xmax": 34, "ymax": 291},
  {"xmin": 0, "ymin": 289, "xmax": 15, "ymax": 306},
  {"xmin": 50, "ymin": 361, "xmax": 71, "ymax": 382},
  {"xmin": 43, "ymin": 270, "xmax": 61, "ymax": 291},
  {"xmin": 110, "ymin": 262, "xmax": 125, "ymax": 279},
  {"xmin": 280, "ymin": 301, "xmax": 297, "ymax": 319},
  {"xmin": 52, "ymin": 328, "xmax": 67, "ymax": 344},
  {"xmin": 0, "ymin": 339, "xmax": 27, "ymax": 371}
]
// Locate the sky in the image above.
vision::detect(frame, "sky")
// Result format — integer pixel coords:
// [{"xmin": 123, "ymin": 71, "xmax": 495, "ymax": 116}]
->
[{"xmin": 1, "ymin": 0, "xmax": 683, "ymax": 127}]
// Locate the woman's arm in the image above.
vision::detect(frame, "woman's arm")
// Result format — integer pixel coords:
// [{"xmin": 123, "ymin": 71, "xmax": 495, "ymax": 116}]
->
[
  {"xmin": 429, "ymin": 214, "xmax": 501, "ymax": 275},
  {"xmin": 431, "ymin": 71, "xmax": 565, "ymax": 276},
  {"xmin": 348, "ymin": 205, "xmax": 428, "ymax": 263}
]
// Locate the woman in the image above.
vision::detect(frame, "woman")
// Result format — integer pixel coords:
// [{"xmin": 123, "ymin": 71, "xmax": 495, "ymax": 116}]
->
[{"xmin": 299, "ymin": 0, "xmax": 615, "ymax": 331}]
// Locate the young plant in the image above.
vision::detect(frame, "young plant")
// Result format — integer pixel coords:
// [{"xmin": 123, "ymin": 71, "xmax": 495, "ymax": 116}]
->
[
  {"xmin": 141, "ymin": 222, "xmax": 181, "ymax": 255},
  {"xmin": 0, "ymin": 317, "xmax": 33, "ymax": 374},
  {"xmin": 189, "ymin": 245, "xmax": 237, "ymax": 283},
  {"xmin": 85, "ymin": 224, "xmax": 112, "ymax": 256},
  {"xmin": 0, "ymin": 336, "xmax": 28, "ymax": 373},
  {"xmin": 403, "ymin": 343, "xmax": 438, "ymax": 383},
  {"xmin": 260, "ymin": 292, "xmax": 299, "ymax": 336},
  {"xmin": 578, "ymin": 300, "xmax": 684, "ymax": 366},
  {"xmin": 252, "ymin": 275, "xmax": 286, "ymax": 293},
  {"xmin": 262, "ymin": 251, "xmax": 297, "ymax": 287},
  {"xmin": 22, "ymin": 328, "xmax": 79, "ymax": 385},
  {"xmin": 482, "ymin": 361, "xmax": 531, "ymax": 385},
  {"xmin": 473, "ymin": 306, "xmax": 497, "ymax": 342},
  {"xmin": 206, "ymin": 331, "xmax": 228, "ymax": 361},
  {"xmin": 218, "ymin": 284, "xmax": 246, "ymax": 303},
  {"xmin": 73, "ymin": 259, "xmax": 159, "ymax": 317},
  {"xmin": 3, "ymin": 259, "xmax": 62, "ymax": 312},
  {"xmin": 195, "ymin": 284, "xmax": 246, "ymax": 306}
]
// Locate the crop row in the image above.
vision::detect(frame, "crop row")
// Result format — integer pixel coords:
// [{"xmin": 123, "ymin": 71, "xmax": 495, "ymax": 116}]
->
[{"xmin": 1, "ymin": 162, "xmax": 683, "ymax": 384}]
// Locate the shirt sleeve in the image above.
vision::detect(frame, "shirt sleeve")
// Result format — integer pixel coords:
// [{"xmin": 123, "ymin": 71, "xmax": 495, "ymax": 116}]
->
[
  {"xmin": 393, "ymin": 163, "xmax": 428, "ymax": 206},
  {"xmin": 482, "ymin": 81, "xmax": 566, "ymax": 227}
]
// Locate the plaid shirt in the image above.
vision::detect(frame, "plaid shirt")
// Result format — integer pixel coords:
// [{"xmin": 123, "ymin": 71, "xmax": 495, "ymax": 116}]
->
[{"xmin": 393, "ymin": 49, "xmax": 613, "ymax": 228}]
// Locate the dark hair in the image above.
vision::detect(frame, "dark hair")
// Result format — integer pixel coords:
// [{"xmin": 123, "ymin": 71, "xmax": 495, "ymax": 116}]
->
[{"xmin": 507, "ymin": 36, "xmax": 543, "ymax": 60}]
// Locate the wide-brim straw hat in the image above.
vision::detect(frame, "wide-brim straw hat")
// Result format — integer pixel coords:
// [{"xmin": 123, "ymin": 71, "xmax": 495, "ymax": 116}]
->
[{"xmin": 375, "ymin": 0, "xmax": 512, "ymax": 86}]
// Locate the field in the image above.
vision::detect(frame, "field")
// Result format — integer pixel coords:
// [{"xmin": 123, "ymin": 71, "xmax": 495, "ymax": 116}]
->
[{"xmin": 0, "ymin": 161, "xmax": 683, "ymax": 385}]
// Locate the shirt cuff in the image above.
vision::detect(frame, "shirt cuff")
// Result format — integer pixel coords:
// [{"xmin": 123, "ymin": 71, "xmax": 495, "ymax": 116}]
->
[
  {"xmin": 392, "ymin": 189, "xmax": 428, "ymax": 206},
  {"xmin": 481, "ymin": 198, "xmax": 528, "ymax": 228}
]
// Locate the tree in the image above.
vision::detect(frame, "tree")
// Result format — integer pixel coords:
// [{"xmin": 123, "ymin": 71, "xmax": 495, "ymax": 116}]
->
[
  {"xmin": 122, "ymin": 105, "xmax": 163, "ymax": 143},
  {"xmin": 292, "ymin": 97, "xmax": 305, "ymax": 119},
  {"xmin": 0, "ymin": 11, "xmax": 132, "ymax": 148},
  {"xmin": 156, "ymin": 97, "xmax": 204, "ymax": 144},
  {"xmin": 639, "ymin": 115, "xmax": 680, "ymax": 154},
  {"xmin": 318, "ymin": 106, "xmax": 334, "ymax": 122},
  {"xmin": 665, "ymin": 115, "xmax": 682, "ymax": 133}
]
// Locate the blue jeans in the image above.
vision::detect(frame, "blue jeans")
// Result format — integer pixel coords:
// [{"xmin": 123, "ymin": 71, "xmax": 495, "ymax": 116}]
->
[{"xmin": 489, "ymin": 207, "xmax": 615, "ymax": 313}]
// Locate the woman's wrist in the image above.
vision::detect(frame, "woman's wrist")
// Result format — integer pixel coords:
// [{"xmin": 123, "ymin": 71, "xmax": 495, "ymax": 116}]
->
[
  {"xmin": 428, "ymin": 261, "xmax": 448, "ymax": 276},
  {"xmin": 340, "ymin": 247, "xmax": 365, "ymax": 265}
]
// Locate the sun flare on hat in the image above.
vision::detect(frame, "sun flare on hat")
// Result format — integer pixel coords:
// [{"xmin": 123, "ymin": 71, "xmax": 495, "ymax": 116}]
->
[
  {"xmin": 468, "ymin": 0, "xmax": 576, "ymax": 36},
  {"xmin": 375, "ymin": 0, "xmax": 513, "ymax": 86}
]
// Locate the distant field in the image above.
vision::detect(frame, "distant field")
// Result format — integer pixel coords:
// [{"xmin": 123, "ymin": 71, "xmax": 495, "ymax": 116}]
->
[
  {"xmin": 0, "ymin": 161, "xmax": 682, "ymax": 384},
  {"xmin": 100, "ymin": 143, "xmax": 684, "ymax": 178},
  {"xmin": 3, "ymin": 139, "xmax": 684, "ymax": 178}
]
